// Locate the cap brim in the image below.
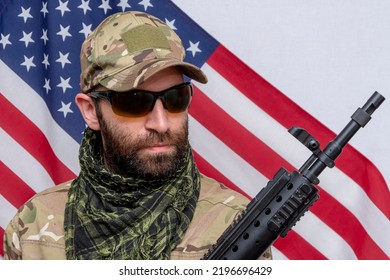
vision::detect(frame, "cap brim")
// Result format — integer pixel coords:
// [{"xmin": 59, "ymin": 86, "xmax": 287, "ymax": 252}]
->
[{"xmin": 99, "ymin": 58, "xmax": 208, "ymax": 92}]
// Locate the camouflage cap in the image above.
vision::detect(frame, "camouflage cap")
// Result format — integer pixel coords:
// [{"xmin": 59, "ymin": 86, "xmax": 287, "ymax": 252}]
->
[{"xmin": 80, "ymin": 11, "xmax": 208, "ymax": 93}]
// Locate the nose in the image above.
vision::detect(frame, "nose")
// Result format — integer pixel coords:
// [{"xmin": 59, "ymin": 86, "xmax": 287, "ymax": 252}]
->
[{"xmin": 144, "ymin": 99, "xmax": 170, "ymax": 133}]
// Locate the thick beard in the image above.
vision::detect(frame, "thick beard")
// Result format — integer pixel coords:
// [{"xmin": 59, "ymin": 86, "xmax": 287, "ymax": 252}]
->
[{"xmin": 98, "ymin": 115, "xmax": 189, "ymax": 180}]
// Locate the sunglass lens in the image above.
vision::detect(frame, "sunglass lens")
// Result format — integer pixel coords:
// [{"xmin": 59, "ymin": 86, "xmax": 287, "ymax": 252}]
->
[
  {"xmin": 111, "ymin": 92, "xmax": 154, "ymax": 117},
  {"xmin": 164, "ymin": 86, "xmax": 191, "ymax": 113},
  {"xmin": 108, "ymin": 83, "xmax": 192, "ymax": 117}
]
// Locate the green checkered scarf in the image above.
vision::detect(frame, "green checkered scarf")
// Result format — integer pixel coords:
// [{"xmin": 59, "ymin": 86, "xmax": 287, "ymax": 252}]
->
[{"xmin": 64, "ymin": 128, "xmax": 200, "ymax": 259}]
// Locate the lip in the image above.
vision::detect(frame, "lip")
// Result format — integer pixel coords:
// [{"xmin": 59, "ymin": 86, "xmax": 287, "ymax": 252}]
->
[{"xmin": 144, "ymin": 143, "xmax": 172, "ymax": 153}]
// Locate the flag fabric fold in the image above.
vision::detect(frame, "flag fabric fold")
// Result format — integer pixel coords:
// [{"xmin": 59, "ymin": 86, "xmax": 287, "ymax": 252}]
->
[{"xmin": 1, "ymin": 0, "xmax": 389, "ymax": 260}]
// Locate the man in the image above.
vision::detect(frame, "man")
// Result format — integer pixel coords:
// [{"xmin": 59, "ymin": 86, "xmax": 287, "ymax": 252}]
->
[{"xmin": 3, "ymin": 11, "xmax": 272, "ymax": 260}]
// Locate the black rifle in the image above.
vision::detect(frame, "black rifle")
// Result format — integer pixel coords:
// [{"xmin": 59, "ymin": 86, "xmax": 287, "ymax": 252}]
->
[{"xmin": 202, "ymin": 91, "xmax": 385, "ymax": 260}]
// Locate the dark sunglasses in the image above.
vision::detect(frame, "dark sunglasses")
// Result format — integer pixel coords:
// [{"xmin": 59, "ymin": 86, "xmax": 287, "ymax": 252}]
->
[{"xmin": 89, "ymin": 82, "xmax": 193, "ymax": 117}]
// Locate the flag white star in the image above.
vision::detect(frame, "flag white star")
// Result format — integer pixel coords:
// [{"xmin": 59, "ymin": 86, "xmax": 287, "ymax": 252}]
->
[
  {"xmin": 57, "ymin": 76, "xmax": 72, "ymax": 93},
  {"xmin": 58, "ymin": 101, "xmax": 73, "ymax": 118},
  {"xmin": 18, "ymin": 7, "xmax": 33, "ymax": 23},
  {"xmin": 41, "ymin": 29, "xmax": 49, "ymax": 45},
  {"xmin": 57, "ymin": 25, "xmax": 72, "ymax": 41},
  {"xmin": 138, "ymin": 0, "xmax": 153, "ymax": 11},
  {"xmin": 21, "ymin": 55, "xmax": 36, "ymax": 72},
  {"xmin": 19, "ymin": 31, "xmax": 35, "ymax": 48},
  {"xmin": 43, "ymin": 78, "xmax": 51, "ymax": 94},
  {"xmin": 78, "ymin": 0, "xmax": 92, "ymax": 14},
  {"xmin": 56, "ymin": 51, "xmax": 71, "ymax": 68},
  {"xmin": 99, "ymin": 0, "xmax": 112, "ymax": 14},
  {"xmin": 165, "ymin": 19, "xmax": 177, "ymax": 30},
  {"xmin": 186, "ymin": 41, "xmax": 202, "ymax": 57},
  {"xmin": 56, "ymin": 0, "xmax": 71, "ymax": 16},
  {"xmin": 41, "ymin": 2, "xmax": 49, "ymax": 18},
  {"xmin": 0, "ymin": 33, "xmax": 12, "ymax": 50},
  {"xmin": 79, "ymin": 22, "xmax": 93, "ymax": 39},
  {"xmin": 42, "ymin": 53, "xmax": 50, "ymax": 69},
  {"xmin": 117, "ymin": 0, "xmax": 131, "ymax": 12}
]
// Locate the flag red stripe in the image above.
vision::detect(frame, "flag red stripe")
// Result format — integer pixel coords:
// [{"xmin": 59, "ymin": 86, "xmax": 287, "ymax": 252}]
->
[
  {"xmin": 336, "ymin": 151, "xmax": 389, "ymax": 217},
  {"xmin": 1, "ymin": 94, "xmax": 76, "ymax": 184},
  {"xmin": 193, "ymin": 150, "xmax": 250, "ymax": 199},
  {"xmin": 190, "ymin": 86, "xmax": 385, "ymax": 259},
  {"xmin": 190, "ymin": 91, "xmax": 327, "ymax": 258},
  {"xmin": 190, "ymin": 87, "xmax": 287, "ymax": 179},
  {"xmin": 193, "ymin": 152, "xmax": 326, "ymax": 259},
  {"xmin": 207, "ymin": 45, "xmax": 390, "ymax": 219},
  {"xmin": 310, "ymin": 191, "xmax": 388, "ymax": 259},
  {"xmin": 274, "ymin": 231, "xmax": 327, "ymax": 260},
  {"xmin": 0, "ymin": 162, "xmax": 36, "ymax": 209}
]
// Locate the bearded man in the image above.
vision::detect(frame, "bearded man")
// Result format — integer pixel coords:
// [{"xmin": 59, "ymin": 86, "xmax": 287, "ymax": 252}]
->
[{"xmin": 3, "ymin": 11, "xmax": 272, "ymax": 260}]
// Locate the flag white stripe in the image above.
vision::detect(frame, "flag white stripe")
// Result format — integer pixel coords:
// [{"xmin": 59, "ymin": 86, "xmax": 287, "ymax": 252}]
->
[
  {"xmin": 190, "ymin": 114, "xmax": 361, "ymax": 259},
  {"xmin": 293, "ymin": 211, "xmax": 357, "ymax": 259},
  {"xmin": 189, "ymin": 115, "xmax": 356, "ymax": 259},
  {"xmin": 0, "ymin": 61, "xmax": 80, "ymax": 175},
  {"xmin": 200, "ymin": 64, "xmax": 389, "ymax": 255},
  {"xmin": 189, "ymin": 116, "xmax": 269, "ymax": 197},
  {"xmin": 0, "ymin": 195, "xmax": 17, "ymax": 230},
  {"xmin": 1, "ymin": 128, "xmax": 54, "ymax": 193},
  {"xmin": 269, "ymin": 246, "xmax": 288, "ymax": 260},
  {"xmin": 320, "ymin": 168, "xmax": 390, "ymax": 255},
  {"xmin": 199, "ymin": 63, "xmax": 313, "ymax": 167}
]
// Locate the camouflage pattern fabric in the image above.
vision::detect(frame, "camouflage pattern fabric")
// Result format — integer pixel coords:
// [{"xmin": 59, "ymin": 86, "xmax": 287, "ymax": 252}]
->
[
  {"xmin": 80, "ymin": 11, "xmax": 207, "ymax": 93},
  {"xmin": 3, "ymin": 175, "xmax": 272, "ymax": 260}
]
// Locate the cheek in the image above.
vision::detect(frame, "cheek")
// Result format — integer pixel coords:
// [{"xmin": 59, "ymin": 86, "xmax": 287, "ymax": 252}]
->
[
  {"xmin": 116, "ymin": 119, "xmax": 145, "ymax": 133},
  {"xmin": 167, "ymin": 112, "xmax": 188, "ymax": 131}
]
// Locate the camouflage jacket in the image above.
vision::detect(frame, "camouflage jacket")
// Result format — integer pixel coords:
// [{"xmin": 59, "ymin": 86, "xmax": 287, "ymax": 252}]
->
[{"xmin": 3, "ymin": 174, "xmax": 272, "ymax": 260}]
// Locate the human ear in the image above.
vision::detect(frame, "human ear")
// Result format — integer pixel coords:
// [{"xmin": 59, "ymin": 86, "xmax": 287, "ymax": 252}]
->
[{"xmin": 75, "ymin": 93, "xmax": 100, "ymax": 130}]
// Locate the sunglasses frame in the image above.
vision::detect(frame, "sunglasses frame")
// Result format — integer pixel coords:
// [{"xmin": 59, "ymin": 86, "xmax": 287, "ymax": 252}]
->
[{"xmin": 89, "ymin": 82, "xmax": 193, "ymax": 117}]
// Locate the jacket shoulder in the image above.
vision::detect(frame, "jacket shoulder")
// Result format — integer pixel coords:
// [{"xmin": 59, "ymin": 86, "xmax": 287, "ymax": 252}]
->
[
  {"xmin": 3, "ymin": 181, "xmax": 72, "ymax": 260},
  {"xmin": 171, "ymin": 174, "xmax": 272, "ymax": 260},
  {"xmin": 171, "ymin": 174, "xmax": 248, "ymax": 259},
  {"xmin": 197, "ymin": 174, "xmax": 249, "ymax": 209}
]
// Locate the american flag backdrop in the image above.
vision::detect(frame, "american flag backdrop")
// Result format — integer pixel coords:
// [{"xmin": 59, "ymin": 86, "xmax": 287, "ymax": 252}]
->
[{"xmin": 1, "ymin": 0, "xmax": 389, "ymax": 260}]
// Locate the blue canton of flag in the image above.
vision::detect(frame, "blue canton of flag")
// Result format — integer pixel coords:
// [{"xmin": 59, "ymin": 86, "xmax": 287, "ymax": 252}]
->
[{"xmin": 0, "ymin": 0, "xmax": 217, "ymax": 143}]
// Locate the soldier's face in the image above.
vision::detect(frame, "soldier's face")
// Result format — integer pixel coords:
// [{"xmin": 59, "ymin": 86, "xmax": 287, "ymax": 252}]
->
[{"xmin": 95, "ymin": 67, "xmax": 190, "ymax": 179}]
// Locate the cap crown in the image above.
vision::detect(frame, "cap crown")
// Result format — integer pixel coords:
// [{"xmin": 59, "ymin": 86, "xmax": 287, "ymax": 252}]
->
[{"xmin": 80, "ymin": 11, "xmax": 189, "ymax": 92}]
